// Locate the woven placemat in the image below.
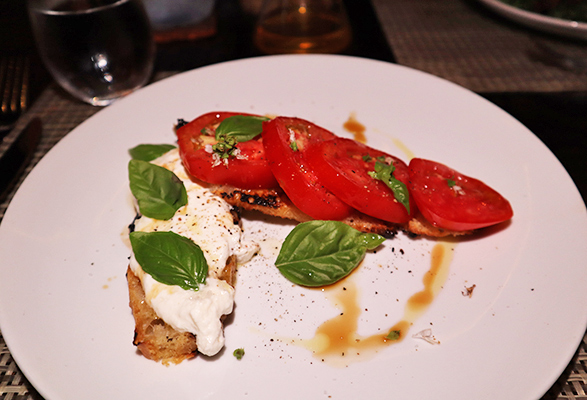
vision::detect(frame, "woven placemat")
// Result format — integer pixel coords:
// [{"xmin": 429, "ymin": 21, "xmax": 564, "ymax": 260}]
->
[
  {"xmin": 0, "ymin": 78, "xmax": 586, "ymax": 399},
  {"xmin": 0, "ymin": 71, "xmax": 178, "ymax": 213},
  {"xmin": 0, "ymin": 84, "xmax": 99, "ymax": 400},
  {"xmin": 371, "ymin": 0, "xmax": 587, "ymax": 92},
  {"xmin": 0, "ymin": 85, "xmax": 100, "ymax": 212}
]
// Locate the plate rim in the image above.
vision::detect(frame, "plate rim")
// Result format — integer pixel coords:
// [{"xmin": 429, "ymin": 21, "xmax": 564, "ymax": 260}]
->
[{"xmin": 1, "ymin": 54, "xmax": 586, "ymax": 400}]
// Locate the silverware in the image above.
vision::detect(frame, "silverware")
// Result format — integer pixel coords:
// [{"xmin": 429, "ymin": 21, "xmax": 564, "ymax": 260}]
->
[
  {"xmin": 0, "ymin": 117, "xmax": 42, "ymax": 201},
  {"xmin": 0, "ymin": 55, "xmax": 30, "ymax": 133}
]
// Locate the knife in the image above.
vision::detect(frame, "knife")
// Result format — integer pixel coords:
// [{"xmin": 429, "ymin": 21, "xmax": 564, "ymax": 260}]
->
[{"xmin": 0, "ymin": 117, "xmax": 42, "ymax": 201}]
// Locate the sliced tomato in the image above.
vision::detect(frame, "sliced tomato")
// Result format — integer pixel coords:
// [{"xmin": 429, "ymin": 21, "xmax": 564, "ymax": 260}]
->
[
  {"xmin": 176, "ymin": 112, "xmax": 278, "ymax": 189},
  {"xmin": 408, "ymin": 158, "xmax": 513, "ymax": 231},
  {"xmin": 262, "ymin": 117, "xmax": 353, "ymax": 220},
  {"xmin": 305, "ymin": 138, "xmax": 415, "ymax": 224}
]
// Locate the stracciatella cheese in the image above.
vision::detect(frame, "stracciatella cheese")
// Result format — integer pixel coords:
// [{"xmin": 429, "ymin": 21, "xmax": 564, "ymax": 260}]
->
[{"xmin": 129, "ymin": 149, "xmax": 259, "ymax": 356}]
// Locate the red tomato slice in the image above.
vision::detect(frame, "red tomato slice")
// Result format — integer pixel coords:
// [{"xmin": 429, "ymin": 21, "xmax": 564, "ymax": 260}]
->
[
  {"xmin": 408, "ymin": 158, "xmax": 513, "ymax": 231},
  {"xmin": 262, "ymin": 117, "xmax": 353, "ymax": 220},
  {"xmin": 305, "ymin": 138, "xmax": 415, "ymax": 224},
  {"xmin": 176, "ymin": 112, "xmax": 278, "ymax": 189}
]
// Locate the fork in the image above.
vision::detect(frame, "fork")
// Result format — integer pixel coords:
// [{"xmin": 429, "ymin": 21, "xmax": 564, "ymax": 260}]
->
[{"xmin": 0, "ymin": 55, "xmax": 30, "ymax": 134}]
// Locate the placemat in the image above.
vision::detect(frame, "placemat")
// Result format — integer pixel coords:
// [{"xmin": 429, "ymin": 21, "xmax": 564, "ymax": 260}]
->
[
  {"xmin": 371, "ymin": 0, "xmax": 587, "ymax": 92},
  {"xmin": 1, "ymin": 79, "xmax": 586, "ymax": 399},
  {"xmin": 0, "ymin": 70, "xmax": 178, "ymax": 209}
]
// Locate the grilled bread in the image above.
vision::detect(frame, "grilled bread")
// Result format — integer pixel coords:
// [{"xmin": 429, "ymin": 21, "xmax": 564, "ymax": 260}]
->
[
  {"xmin": 208, "ymin": 184, "xmax": 470, "ymax": 238},
  {"xmin": 127, "ymin": 148, "xmax": 258, "ymax": 364},
  {"xmin": 127, "ymin": 255, "xmax": 237, "ymax": 365}
]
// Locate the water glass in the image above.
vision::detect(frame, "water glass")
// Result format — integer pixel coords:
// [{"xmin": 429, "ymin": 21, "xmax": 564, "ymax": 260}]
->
[{"xmin": 27, "ymin": 0, "xmax": 156, "ymax": 106}]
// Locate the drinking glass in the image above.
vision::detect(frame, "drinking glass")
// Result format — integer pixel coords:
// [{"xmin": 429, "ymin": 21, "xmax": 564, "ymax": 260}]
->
[
  {"xmin": 254, "ymin": 0, "xmax": 352, "ymax": 54},
  {"xmin": 27, "ymin": 0, "xmax": 156, "ymax": 106}
]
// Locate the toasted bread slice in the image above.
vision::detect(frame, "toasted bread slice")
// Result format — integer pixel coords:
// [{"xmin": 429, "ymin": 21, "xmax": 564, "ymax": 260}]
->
[
  {"xmin": 127, "ymin": 255, "xmax": 237, "ymax": 365},
  {"xmin": 208, "ymin": 185, "xmax": 469, "ymax": 238}
]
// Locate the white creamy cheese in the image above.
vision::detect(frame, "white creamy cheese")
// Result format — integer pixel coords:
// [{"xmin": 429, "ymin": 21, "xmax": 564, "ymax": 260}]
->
[{"xmin": 129, "ymin": 148, "xmax": 259, "ymax": 356}]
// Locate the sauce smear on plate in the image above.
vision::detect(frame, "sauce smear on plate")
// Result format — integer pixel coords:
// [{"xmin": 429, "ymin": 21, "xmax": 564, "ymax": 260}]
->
[{"xmin": 301, "ymin": 242, "xmax": 453, "ymax": 364}]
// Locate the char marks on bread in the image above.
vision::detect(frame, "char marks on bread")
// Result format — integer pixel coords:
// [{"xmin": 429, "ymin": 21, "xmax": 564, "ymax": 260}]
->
[{"xmin": 207, "ymin": 184, "xmax": 470, "ymax": 238}]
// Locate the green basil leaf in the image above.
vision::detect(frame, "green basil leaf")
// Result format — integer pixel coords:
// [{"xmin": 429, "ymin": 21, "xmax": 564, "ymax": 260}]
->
[
  {"xmin": 215, "ymin": 115, "xmax": 270, "ymax": 142},
  {"xmin": 130, "ymin": 231, "xmax": 208, "ymax": 291},
  {"xmin": 370, "ymin": 161, "xmax": 411, "ymax": 215},
  {"xmin": 446, "ymin": 175, "xmax": 456, "ymax": 188},
  {"xmin": 275, "ymin": 221, "xmax": 385, "ymax": 287},
  {"xmin": 129, "ymin": 144, "xmax": 176, "ymax": 161},
  {"xmin": 128, "ymin": 159, "xmax": 188, "ymax": 220},
  {"xmin": 359, "ymin": 232, "xmax": 386, "ymax": 250}
]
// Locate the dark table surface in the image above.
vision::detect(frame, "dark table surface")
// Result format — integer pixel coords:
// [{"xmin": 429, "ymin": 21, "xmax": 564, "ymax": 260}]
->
[
  {"xmin": 4, "ymin": 0, "xmax": 585, "ymax": 202},
  {"xmin": 149, "ymin": 0, "xmax": 586, "ymax": 206},
  {"xmin": 0, "ymin": 0, "xmax": 586, "ymax": 399}
]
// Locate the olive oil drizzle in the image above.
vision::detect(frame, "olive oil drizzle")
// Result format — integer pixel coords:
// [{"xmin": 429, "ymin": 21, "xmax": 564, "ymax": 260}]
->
[
  {"xmin": 301, "ymin": 242, "xmax": 454, "ymax": 364},
  {"xmin": 343, "ymin": 113, "xmax": 367, "ymax": 143},
  {"xmin": 391, "ymin": 137, "xmax": 415, "ymax": 161}
]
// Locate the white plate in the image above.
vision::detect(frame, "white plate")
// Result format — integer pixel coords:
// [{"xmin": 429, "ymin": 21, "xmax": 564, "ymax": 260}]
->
[
  {"xmin": 1, "ymin": 55, "xmax": 586, "ymax": 400},
  {"xmin": 478, "ymin": 0, "xmax": 587, "ymax": 40}
]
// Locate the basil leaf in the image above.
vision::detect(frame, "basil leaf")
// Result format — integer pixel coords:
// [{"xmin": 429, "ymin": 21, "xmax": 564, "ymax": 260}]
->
[
  {"xmin": 359, "ymin": 232, "xmax": 386, "ymax": 250},
  {"xmin": 128, "ymin": 159, "xmax": 188, "ymax": 220},
  {"xmin": 130, "ymin": 231, "xmax": 208, "ymax": 291},
  {"xmin": 215, "ymin": 115, "xmax": 270, "ymax": 142},
  {"xmin": 275, "ymin": 221, "xmax": 385, "ymax": 287},
  {"xmin": 369, "ymin": 161, "xmax": 411, "ymax": 215},
  {"xmin": 129, "ymin": 144, "xmax": 176, "ymax": 161}
]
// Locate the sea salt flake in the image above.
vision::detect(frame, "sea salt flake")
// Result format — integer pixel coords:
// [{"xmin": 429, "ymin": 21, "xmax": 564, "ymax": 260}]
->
[
  {"xmin": 288, "ymin": 128, "xmax": 296, "ymax": 144},
  {"xmin": 452, "ymin": 185, "xmax": 466, "ymax": 196},
  {"xmin": 412, "ymin": 329, "xmax": 440, "ymax": 345},
  {"xmin": 211, "ymin": 153, "xmax": 223, "ymax": 167},
  {"xmin": 233, "ymin": 148, "xmax": 248, "ymax": 160}
]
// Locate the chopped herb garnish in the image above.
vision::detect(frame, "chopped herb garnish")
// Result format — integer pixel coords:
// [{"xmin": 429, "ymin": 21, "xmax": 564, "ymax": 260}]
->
[
  {"xmin": 386, "ymin": 330, "xmax": 401, "ymax": 341},
  {"xmin": 210, "ymin": 115, "xmax": 270, "ymax": 163},
  {"xmin": 446, "ymin": 176, "xmax": 456, "ymax": 187},
  {"xmin": 233, "ymin": 348, "xmax": 245, "ymax": 360},
  {"xmin": 290, "ymin": 140, "xmax": 299, "ymax": 151},
  {"xmin": 212, "ymin": 135, "xmax": 239, "ymax": 160},
  {"xmin": 362, "ymin": 154, "xmax": 372, "ymax": 162}
]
